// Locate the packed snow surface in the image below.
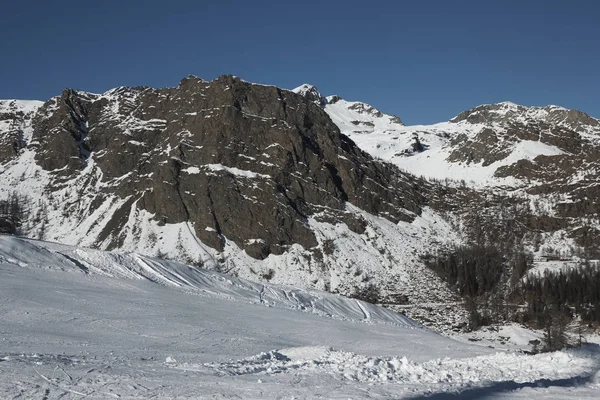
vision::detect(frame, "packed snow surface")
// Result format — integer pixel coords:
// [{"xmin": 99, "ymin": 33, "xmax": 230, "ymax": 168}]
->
[{"xmin": 1, "ymin": 235, "xmax": 599, "ymax": 399}]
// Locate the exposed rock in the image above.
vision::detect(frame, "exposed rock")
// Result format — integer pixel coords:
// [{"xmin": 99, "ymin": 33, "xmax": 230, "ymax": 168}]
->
[
  {"xmin": 13, "ymin": 75, "xmax": 425, "ymax": 260},
  {"xmin": 0, "ymin": 100, "xmax": 42, "ymax": 163},
  {"xmin": 292, "ymin": 84, "xmax": 327, "ymax": 107},
  {"xmin": 451, "ymin": 101, "xmax": 600, "ymax": 135}
]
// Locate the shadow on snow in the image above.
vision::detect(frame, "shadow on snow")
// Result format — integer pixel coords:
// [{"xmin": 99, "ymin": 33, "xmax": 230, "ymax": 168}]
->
[{"xmin": 403, "ymin": 372, "xmax": 598, "ymax": 399}]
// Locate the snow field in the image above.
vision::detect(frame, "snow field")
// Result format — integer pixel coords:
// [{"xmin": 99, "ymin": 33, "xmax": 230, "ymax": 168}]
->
[{"xmin": 2, "ymin": 235, "xmax": 600, "ymax": 398}]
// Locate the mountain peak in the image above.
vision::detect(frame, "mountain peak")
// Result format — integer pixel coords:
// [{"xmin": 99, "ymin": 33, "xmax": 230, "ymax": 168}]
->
[
  {"xmin": 292, "ymin": 84, "xmax": 327, "ymax": 106},
  {"xmin": 497, "ymin": 101, "xmax": 519, "ymax": 107},
  {"xmin": 450, "ymin": 101, "xmax": 600, "ymax": 133}
]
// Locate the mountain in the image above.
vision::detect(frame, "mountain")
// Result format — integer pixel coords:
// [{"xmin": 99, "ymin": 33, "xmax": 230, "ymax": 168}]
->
[
  {"xmin": 294, "ymin": 84, "xmax": 405, "ymax": 131},
  {"xmin": 306, "ymin": 92, "xmax": 600, "ymax": 188},
  {"xmin": 0, "ymin": 76, "xmax": 461, "ymax": 325},
  {"xmin": 292, "ymin": 86, "xmax": 600, "ymax": 330},
  {"xmin": 294, "ymin": 86, "xmax": 600, "ymax": 260},
  {"xmin": 2, "ymin": 76, "xmax": 600, "ymax": 333},
  {"xmin": 451, "ymin": 101, "xmax": 600, "ymax": 134}
]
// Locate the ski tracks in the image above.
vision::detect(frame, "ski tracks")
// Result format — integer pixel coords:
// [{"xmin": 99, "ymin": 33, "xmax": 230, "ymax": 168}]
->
[{"xmin": 355, "ymin": 300, "xmax": 371, "ymax": 321}]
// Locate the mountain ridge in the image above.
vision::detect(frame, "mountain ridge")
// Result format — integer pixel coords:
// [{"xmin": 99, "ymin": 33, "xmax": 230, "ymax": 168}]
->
[
  {"xmin": 2, "ymin": 75, "xmax": 600, "ymax": 332},
  {"xmin": 0, "ymin": 76, "xmax": 464, "ymax": 323}
]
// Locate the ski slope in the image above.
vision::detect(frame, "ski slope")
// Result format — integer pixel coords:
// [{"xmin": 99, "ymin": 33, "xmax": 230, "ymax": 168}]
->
[{"xmin": 1, "ymin": 235, "xmax": 599, "ymax": 398}]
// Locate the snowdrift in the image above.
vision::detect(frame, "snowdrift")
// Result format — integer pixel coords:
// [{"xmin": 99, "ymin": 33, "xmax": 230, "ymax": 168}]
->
[{"xmin": 0, "ymin": 235, "xmax": 420, "ymax": 327}]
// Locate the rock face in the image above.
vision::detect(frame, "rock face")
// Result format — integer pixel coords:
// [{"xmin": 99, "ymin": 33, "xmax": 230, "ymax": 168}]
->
[
  {"xmin": 451, "ymin": 101, "xmax": 600, "ymax": 134},
  {"xmin": 0, "ymin": 100, "xmax": 43, "ymax": 164},
  {"xmin": 6, "ymin": 76, "xmax": 424, "ymax": 260}
]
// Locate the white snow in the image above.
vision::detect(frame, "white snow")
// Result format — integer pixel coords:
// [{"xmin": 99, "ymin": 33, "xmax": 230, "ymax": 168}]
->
[
  {"xmin": 182, "ymin": 166, "xmax": 201, "ymax": 174},
  {"xmin": 291, "ymin": 83, "xmax": 324, "ymax": 103},
  {"xmin": 509, "ymin": 140, "xmax": 566, "ymax": 160},
  {"xmin": 392, "ymin": 138, "xmax": 566, "ymax": 186},
  {"xmin": 320, "ymin": 96, "xmax": 581, "ymax": 188},
  {"xmin": 325, "ymin": 97, "xmax": 404, "ymax": 134},
  {"xmin": 1, "ymin": 235, "xmax": 599, "ymax": 399},
  {"xmin": 0, "ymin": 99, "xmax": 44, "ymax": 115},
  {"xmin": 454, "ymin": 323, "xmax": 545, "ymax": 351},
  {"xmin": 203, "ymin": 163, "xmax": 271, "ymax": 179},
  {"xmin": 292, "ymin": 83, "xmax": 317, "ymax": 96},
  {"xmin": 0, "ymin": 99, "xmax": 44, "ymax": 144}
]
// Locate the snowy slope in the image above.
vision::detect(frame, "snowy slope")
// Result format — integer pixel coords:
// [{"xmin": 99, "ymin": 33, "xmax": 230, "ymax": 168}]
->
[
  {"xmin": 2, "ymin": 236, "xmax": 600, "ymax": 399},
  {"xmin": 392, "ymin": 135, "xmax": 567, "ymax": 186},
  {"xmin": 0, "ymin": 235, "xmax": 420, "ymax": 327},
  {"xmin": 0, "ymin": 99, "xmax": 44, "ymax": 139},
  {"xmin": 301, "ymin": 88, "xmax": 598, "ymax": 188},
  {"xmin": 0, "ymin": 236, "xmax": 600, "ymax": 399},
  {"xmin": 0, "ymin": 99, "xmax": 43, "ymax": 146},
  {"xmin": 323, "ymin": 95, "xmax": 404, "ymax": 133},
  {"xmin": 0, "ymin": 99, "xmax": 44, "ymax": 116}
]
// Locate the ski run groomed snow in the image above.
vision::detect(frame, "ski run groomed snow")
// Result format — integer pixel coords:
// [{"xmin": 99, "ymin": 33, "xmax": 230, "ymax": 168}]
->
[{"xmin": 1, "ymin": 235, "xmax": 599, "ymax": 399}]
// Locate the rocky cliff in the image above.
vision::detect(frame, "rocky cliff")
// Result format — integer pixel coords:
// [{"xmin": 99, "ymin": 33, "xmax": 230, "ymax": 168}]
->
[{"xmin": 0, "ymin": 76, "xmax": 461, "ymax": 317}]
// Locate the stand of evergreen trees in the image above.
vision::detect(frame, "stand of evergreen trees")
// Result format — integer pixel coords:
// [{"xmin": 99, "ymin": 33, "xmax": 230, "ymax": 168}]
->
[
  {"xmin": 521, "ymin": 266, "xmax": 600, "ymax": 323},
  {"xmin": 424, "ymin": 242, "xmax": 600, "ymax": 351},
  {"xmin": 424, "ymin": 244, "xmax": 505, "ymax": 297},
  {"xmin": 0, "ymin": 193, "xmax": 26, "ymax": 235}
]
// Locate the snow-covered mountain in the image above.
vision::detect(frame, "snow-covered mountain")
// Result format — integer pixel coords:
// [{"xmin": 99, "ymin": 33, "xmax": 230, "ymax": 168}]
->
[
  {"xmin": 2, "ymin": 76, "xmax": 600, "ymax": 334},
  {"xmin": 451, "ymin": 101, "xmax": 600, "ymax": 135},
  {"xmin": 0, "ymin": 99, "xmax": 43, "ymax": 162},
  {"xmin": 2, "ymin": 235, "xmax": 599, "ymax": 399},
  {"xmin": 295, "ymin": 87, "xmax": 600, "ymax": 189},
  {"xmin": 293, "ymin": 85, "xmax": 600, "ymax": 267},
  {"xmin": 0, "ymin": 76, "xmax": 464, "ymax": 329},
  {"xmin": 292, "ymin": 84, "xmax": 405, "ymax": 140}
]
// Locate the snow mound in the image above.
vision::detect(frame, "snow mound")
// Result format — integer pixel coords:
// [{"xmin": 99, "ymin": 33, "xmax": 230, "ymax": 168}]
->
[
  {"xmin": 194, "ymin": 344, "xmax": 600, "ymax": 387},
  {"xmin": 0, "ymin": 235, "xmax": 420, "ymax": 328}
]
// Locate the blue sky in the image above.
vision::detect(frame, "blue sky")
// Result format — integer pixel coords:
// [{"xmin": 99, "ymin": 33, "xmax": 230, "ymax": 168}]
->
[{"xmin": 1, "ymin": 0, "xmax": 598, "ymax": 124}]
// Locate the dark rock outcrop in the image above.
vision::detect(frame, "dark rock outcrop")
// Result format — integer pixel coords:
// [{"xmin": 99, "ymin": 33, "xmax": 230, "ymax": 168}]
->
[{"xmin": 24, "ymin": 75, "xmax": 426, "ymax": 259}]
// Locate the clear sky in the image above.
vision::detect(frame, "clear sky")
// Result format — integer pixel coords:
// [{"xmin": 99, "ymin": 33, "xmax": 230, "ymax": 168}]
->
[{"xmin": 1, "ymin": 0, "xmax": 598, "ymax": 125}]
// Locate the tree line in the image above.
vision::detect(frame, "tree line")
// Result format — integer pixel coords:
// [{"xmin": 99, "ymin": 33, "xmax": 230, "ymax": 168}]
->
[
  {"xmin": 424, "ymin": 241, "xmax": 600, "ymax": 352},
  {"xmin": 521, "ymin": 266, "xmax": 600, "ymax": 323},
  {"xmin": 0, "ymin": 192, "xmax": 27, "ymax": 235}
]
